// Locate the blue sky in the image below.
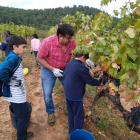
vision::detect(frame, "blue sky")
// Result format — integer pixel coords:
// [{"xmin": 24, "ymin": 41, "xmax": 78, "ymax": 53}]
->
[{"xmin": 0, "ymin": 0, "xmax": 137, "ymax": 16}]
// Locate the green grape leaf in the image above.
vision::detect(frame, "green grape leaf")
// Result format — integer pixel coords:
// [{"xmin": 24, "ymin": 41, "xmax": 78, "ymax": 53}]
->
[
  {"xmin": 90, "ymin": 31, "xmax": 97, "ymax": 37},
  {"xmin": 136, "ymin": 94, "xmax": 140, "ymax": 104},
  {"xmin": 127, "ymin": 77, "xmax": 134, "ymax": 88},
  {"xmin": 120, "ymin": 73, "xmax": 128, "ymax": 81},
  {"xmin": 134, "ymin": 19, "xmax": 140, "ymax": 29},
  {"xmin": 130, "ymin": 93, "xmax": 135, "ymax": 99},
  {"xmin": 124, "ymin": 28, "xmax": 135, "ymax": 38},
  {"xmin": 113, "ymin": 10, "xmax": 119, "ymax": 16},
  {"xmin": 125, "ymin": 38, "xmax": 134, "ymax": 45},
  {"xmin": 121, "ymin": 8, "xmax": 126, "ymax": 17},
  {"xmin": 121, "ymin": 38, "xmax": 126, "ymax": 44},
  {"xmin": 138, "ymin": 69, "xmax": 140, "ymax": 79},
  {"xmin": 131, "ymin": 63, "xmax": 137, "ymax": 70},
  {"xmin": 125, "ymin": 63, "xmax": 132, "ymax": 71},
  {"xmin": 138, "ymin": 80, "xmax": 140, "ymax": 87},
  {"xmin": 130, "ymin": 69, "xmax": 137, "ymax": 77},
  {"xmin": 122, "ymin": 53, "xmax": 127, "ymax": 65},
  {"xmin": 97, "ymin": 47, "xmax": 103, "ymax": 52},
  {"xmin": 127, "ymin": 52, "xmax": 137, "ymax": 61},
  {"xmin": 97, "ymin": 37, "xmax": 106, "ymax": 45}
]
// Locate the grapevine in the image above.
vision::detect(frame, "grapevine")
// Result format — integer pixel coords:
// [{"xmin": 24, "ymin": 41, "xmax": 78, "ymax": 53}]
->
[
  {"xmin": 0, "ymin": 22, "xmax": 36, "ymax": 42},
  {"xmin": 46, "ymin": 0, "xmax": 140, "ymax": 134}
]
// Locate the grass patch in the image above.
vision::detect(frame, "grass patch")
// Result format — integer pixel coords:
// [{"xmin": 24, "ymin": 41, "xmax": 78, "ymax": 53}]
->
[
  {"xmin": 96, "ymin": 119, "xmax": 110, "ymax": 129},
  {"xmin": 0, "ymin": 50, "xmax": 6, "ymax": 63},
  {"xmin": 54, "ymin": 79, "xmax": 64, "ymax": 95}
]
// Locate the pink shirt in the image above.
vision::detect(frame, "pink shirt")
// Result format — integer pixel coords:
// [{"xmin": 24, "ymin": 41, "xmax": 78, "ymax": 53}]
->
[
  {"xmin": 38, "ymin": 35, "xmax": 76, "ymax": 69},
  {"xmin": 30, "ymin": 38, "xmax": 41, "ymax": 52}
]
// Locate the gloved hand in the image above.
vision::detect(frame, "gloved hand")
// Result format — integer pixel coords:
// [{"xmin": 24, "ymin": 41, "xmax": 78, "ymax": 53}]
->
[
  {"xmin": 100, "ymin": 75, "xmax": 108, "ymax": 85},
  {"xmin": 8, "ymin": 76, "xmax": 22, "ymax": 87},
  {"xmin": 52, "ymin": 68, "xmax": 63, "ymax": 77},
  {"xmin": 86, "ymin": 59, "xmax": 94, "ymax": 69}
]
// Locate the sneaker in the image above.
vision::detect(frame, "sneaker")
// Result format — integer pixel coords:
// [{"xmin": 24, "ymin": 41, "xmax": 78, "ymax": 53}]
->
[
  {"xmin": 48, "ymin": 113, "xmax": 55, "ymax": 126},
  {"xmin": 26, "ymin": 131, "xmax": 34, "ymax": 138}
]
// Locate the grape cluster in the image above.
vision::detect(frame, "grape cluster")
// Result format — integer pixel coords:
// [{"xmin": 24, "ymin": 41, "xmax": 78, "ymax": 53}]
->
[
  {"xmin": 100, "ymin": 72, "xmax": 108, "ymax": 85},
  {"xmin": 113, "ymin": 78, "xmax": 120, "ymax": 87},
  {"xmin": 130, "ymin": 107, "xmax": 140, "ymax": 126}
]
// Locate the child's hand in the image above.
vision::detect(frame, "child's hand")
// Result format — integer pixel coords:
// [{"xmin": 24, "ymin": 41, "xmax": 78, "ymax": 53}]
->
[
  {"xmin": 86, "ymin": 59, "xmax": 94, "ymax": 69},
  {"xmin": 89, "ymin": 70, "xmax": 94, "ymax": 78}
]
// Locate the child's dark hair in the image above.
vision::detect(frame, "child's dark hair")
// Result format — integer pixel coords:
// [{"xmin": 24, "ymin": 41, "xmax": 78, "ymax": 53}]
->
[
  {"xmin": 9, "ymin": 35, "xmax": 27, "ymax": 50},
  {"xmin": 32, "ymin": 33, "xmax": 38, "ymax": 39},
  {"xmin": 57, "ymin": 24, "xmax": 75, "ymax": 37},
  {"xmin": 74, "ymin": 53, "xmax": 89, "ymax": 59}
]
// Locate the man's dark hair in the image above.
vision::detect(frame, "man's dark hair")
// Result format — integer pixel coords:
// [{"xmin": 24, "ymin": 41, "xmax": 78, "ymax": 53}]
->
[
  {"xmin": 32, "ymin": 33, "xmax": 38, "ymax": 39},
  {"xmin": 9, "ymin": 35, "xmax": 27, "ymax": 50},
  {"xmin": 57, "ymin": 24, "xmax": 75, "ymax": 37},
  {"xmin": 74, "ymin": 53, "xmax": 89, "ymax": 59}
]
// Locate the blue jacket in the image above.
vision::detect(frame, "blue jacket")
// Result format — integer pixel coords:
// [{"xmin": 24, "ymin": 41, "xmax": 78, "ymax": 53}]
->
[
  {"xmin": 0, "ymin": 51, "xmax": 22, "ymax": 97},
  {"xmin": 65, "ymin": 59, "xmax": 102, "ymax": 101},
  {"xmin": 0, "ymin": 37, "xmax": 11, "ymax": 57}
]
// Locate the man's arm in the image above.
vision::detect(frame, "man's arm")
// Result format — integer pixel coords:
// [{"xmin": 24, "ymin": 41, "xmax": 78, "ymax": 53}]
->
[{"xmin": 37, "ymin": 56, "xmax": 54, "ymax": 71}]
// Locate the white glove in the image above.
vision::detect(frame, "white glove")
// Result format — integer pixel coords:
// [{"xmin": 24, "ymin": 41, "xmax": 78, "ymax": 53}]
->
[
  {"xmin": 52, "ymin": 68, "xmax": 63, "ymax": 77},
  {"xmin": 86, "ymin": 59, "xmax": 94, "ymax": 69},
  {"xmin": 8, "ymin": 76, "xmax": 21, "ymax": 87}
]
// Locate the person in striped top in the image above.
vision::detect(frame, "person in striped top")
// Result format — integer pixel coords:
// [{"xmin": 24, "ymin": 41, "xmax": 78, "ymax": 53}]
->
[
  {"xmin": 37, "ymin": 24, "xmax": 76, "ymax": 126},
  {"xmin": 0, "ymin": 35, "xmax": 33, "ymax": 140}
]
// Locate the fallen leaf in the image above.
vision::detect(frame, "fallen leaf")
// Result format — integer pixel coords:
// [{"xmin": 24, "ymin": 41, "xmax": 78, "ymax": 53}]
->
[{"xmin": 85, "ymin": 111, "xmax": 91, "ymax": 117}]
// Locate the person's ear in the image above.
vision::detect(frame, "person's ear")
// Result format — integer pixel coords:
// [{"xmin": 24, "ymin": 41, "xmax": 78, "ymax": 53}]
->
[
  {"xmin": 13, "ymin": 45, "xmax": 18, "ymax": 50},
  {"xmin": 59, "ymin": 34, "xmax": 63, "ymax": 38},
  {"xmin": 82, "ymin": 55, "xmax": 85, "ymax": 59}
]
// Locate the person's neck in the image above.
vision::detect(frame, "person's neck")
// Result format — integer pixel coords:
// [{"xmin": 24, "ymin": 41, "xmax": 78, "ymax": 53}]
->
[
  {"xmin": 75, "ymin": 57, "xmax": 85, "ymax": 64},
  {"xmin": 75, "ymin": 58, "xmax": 82, "ymax": 62},
  {"xmin": 13, "ymin": 50, "xmax": 18, "ymax": 55},
  {"xmin": 59, "ymin": 42, "xmax": 67, "ymax": 47},
  {"xmin": 75, "ymin": 58, "xmax": 81, "ymax": 60}
]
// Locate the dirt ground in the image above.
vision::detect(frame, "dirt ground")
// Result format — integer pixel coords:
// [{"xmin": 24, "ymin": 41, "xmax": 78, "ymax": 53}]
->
[{"xmin": 0, "ymin": 55, "xmax": 140, "ymax": 140}]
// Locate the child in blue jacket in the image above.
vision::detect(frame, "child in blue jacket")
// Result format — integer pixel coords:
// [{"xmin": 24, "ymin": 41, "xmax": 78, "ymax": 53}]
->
[
  {"xmin": 65, "ymin": 52, "xmax": 104, "ymax": 134},
  {"xmin": 0, "ymin": 31, "xmax": 11, "ymax": 57},
  {"xmin": 0, "ymin": 35, "xmax": 33, "ymax": 140}
]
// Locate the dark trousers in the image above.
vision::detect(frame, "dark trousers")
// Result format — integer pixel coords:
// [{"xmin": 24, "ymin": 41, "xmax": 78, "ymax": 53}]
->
[
  {"xmin": 66, "ymin": 99, "xmax": 84, "ymax": 134},
  {"xmin": 11, "ymin": 102, "xmax": 30, "ymax": 140}
]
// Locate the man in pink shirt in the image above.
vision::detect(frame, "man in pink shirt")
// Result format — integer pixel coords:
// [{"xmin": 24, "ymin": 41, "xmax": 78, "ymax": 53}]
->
[{"xmin": 37, "ymin": 24, "xmax": 76, "ymax": 126}]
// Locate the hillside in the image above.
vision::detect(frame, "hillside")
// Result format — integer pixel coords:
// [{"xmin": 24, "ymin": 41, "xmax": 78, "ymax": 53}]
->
[{"xmin": 0, "ymin": 5, "xmax": 119, "ymax": 30}]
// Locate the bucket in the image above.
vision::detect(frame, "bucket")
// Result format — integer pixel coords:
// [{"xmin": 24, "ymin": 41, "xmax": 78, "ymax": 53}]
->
[
  {"xmin": 69, "ymin": 129, "xmax": 95, "ymax": 140},
  {"xmin": 9, "ymin": 102, "xmax": 32, "ymax": 129}
]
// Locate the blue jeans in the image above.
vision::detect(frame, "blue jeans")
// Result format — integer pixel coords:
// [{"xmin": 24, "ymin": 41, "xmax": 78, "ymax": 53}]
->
[
  {"xmin": 41, "ymin": 67, "xmax": 66, "ymax": 114},
  {"xmin": 34, "ymin": 51, "xmax": 40, "ymax": 66},
  {"xmin": 11, "ymin": 102, "xmax": 30, "ymax": 140}
]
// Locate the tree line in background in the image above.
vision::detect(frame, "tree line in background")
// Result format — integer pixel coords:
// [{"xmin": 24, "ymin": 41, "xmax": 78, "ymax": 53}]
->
[{"xmin": 0, "ymin": 5, "xmax": 119, "ymax": 30}]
